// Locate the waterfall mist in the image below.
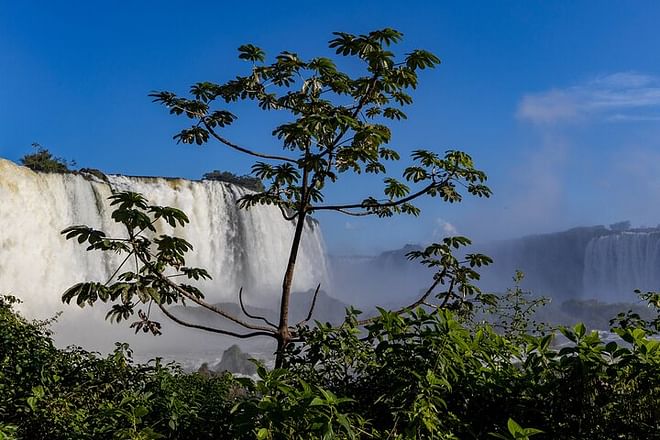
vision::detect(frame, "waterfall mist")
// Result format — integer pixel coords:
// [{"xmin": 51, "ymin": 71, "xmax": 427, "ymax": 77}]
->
[
  {"xmin": 583, "ymin": 232, "xmax": 660, "ymax": 302},
  {"xmin": 0, "ymin": 159, "xmax": 328, "ymax": 361}
]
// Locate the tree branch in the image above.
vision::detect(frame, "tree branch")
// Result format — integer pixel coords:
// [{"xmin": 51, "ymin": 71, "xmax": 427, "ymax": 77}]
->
[
  {"xmin": 157, "ymin": 303, "xmax": 275, "ymax": 339},
  {"xmin": 357, "ymin": 274, "xmax": 444, "ymax": 326},
  {"xmin": 238, "ymin": 287, "xmax": 278, "ymax": 328},
  {"xmin": 277, "ymin": 204, "xmax": 298, "ymax": 221},
  {"xmin": 309, "ymin": 181, "xmax": 436, "ymax": 213},
  {"xmin": 204, "ymin": 123, "xmax": 297, "ymax": 164},
  {"xmin": 295, "ymin": 284, "xmax": 321, "ymax": 326},
  {"xmin": 160, "ymin": 275, "xmax": 276, "ymax": 332},
  {"xmin": 132, "ymin": 248, "xmax": 276, "ymax": 333},
  {"xmin": 333, "ymin": 208, "xmax": 375, "ymax": 217},
  {"xmin": 439, "ymin": 277, "xmax": 457, "ymax": 308}
]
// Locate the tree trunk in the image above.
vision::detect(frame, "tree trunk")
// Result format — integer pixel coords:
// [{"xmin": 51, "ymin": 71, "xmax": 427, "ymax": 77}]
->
[{"xmin": 274, "ymin": 208, "xmax": 308, "ymax": 368}]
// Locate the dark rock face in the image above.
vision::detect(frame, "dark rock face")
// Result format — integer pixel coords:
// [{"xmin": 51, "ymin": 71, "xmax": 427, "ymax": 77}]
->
[
  {"xmin": 214, "ymin": 344, "xmax": 257, "ymax": 375},
  {"xmin": 479, "ymin": 226, "xmax": 612, "ymax": 299},
  {"xmin": 330, "ymin": 224, "xmax": 660, "ymax": 306},
  {"xmin": 78, "ymin": 168, "xmax": 109, "ymax": 182}
]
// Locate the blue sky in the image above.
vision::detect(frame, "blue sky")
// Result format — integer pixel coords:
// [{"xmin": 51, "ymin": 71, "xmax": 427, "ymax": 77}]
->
[{"xmin": 2, "ymin": 1, "xmax": 660, "ymax": 254}]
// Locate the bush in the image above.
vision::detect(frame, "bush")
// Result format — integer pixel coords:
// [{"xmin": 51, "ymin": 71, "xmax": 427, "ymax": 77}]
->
[
  {"xmin": 4, "ymin": 291, "xmax": 660, "ymax": 438},
  {"xmin": 284, "ymin": 302, "xmax": 660, "ymax": 438},
  {"xmin": 19, "ymin": 143, "xmax": 75, "ymax": 173},
  {"xmin": 202, "ymin": 170, "xmax": 264, "ymax": 192},
  {"xmin": 0, "ymin": 295, "xmax": 243, "ymax": 439}
]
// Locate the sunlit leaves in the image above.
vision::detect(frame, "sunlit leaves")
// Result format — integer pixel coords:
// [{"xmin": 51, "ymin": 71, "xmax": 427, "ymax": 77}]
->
[
  {"xmin": 405, "ymin": 49, "xmax": 441, "ymax": 70},
  {"xmin": 148, "ymin": 28, "xmax": 491, "ymax": 227},
  {"xmin": 173, "ymin": 127, "xmax": 209, "ymax": 145},
  {"xmin": 62, "ymin": 192, "xmax": 211, "ymax": 333},
  {"xmin": 411, "ymin": 149, "xmax": 441, "ymax": 168},
  {"xmin": 180, "ymin": 267, "xmax": 212, "ymax": 281},
  {"xmin": 148, "ymin": 206, "xmax": 189, "ymax": 227},
  {"xmin": 238, "ymin": 44, "xmax": 266, "ymax": 62},
  {"xmin": 403, "ymin": 166, "xmax": 428, "ymax": 183},
  {"xmin": 383, "ymin": 178, "xmax": 409, "ymax": 199}
]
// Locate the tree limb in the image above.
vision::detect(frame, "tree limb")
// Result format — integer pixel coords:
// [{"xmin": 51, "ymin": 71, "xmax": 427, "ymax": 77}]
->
[
  {"xmin": 294, "ymin": 284, "xmax": 321, "ymax": 326},
  {"xmin": 333, "ymin": 208, "xmax": 376, "ymax": 217},
  {"xmin": 277, "ymin": 204, "xmax": 298, "ymax": 221},
  {"xmin": 160, "ymin": 275, "xmax": 276, "ymax": 332},
  {"xmin": 132, "ymin": 248, "xmax": 277, "ymax": 333},
  {"xmin": 238, "ymin": 287, "xmax": 278, "ymax": 328},
  {"xmin": 357, "ymin": 274, "xmax": 444, "ymax": 326},
  {"xmin": 157, "ymin": 303, "xmax": 275, "ymax": 339},
  {"xmin": 309, "ymin": 181, "xmax": 436, "ymax": 213},
  {"xmin": 204, "ymin": 123, "xmax": 297, "ymax": 164}
]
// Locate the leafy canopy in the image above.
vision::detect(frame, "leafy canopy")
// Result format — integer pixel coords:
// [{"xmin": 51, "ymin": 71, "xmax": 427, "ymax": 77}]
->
[{"xmin": 150, "ymin": 28, "xmax": 490, "ymax": 220}]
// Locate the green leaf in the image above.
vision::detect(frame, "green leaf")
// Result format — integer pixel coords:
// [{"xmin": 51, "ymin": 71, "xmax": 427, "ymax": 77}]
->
[
  {"xmin": 507, "ymin": 418, "xmax": 523, "ymax": 434},
  {"xmin": 238, "ymin": 44, "xmax": 265, "ymax": 62}
]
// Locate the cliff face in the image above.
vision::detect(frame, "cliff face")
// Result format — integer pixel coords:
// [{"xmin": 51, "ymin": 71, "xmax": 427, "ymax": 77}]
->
[
  {"xmin": 480, "ymin": 226, "xmax": 660, "ymax": 302},
  {"xmin": 0, "ymin": 158, "xmax": 329, "ymax": 315},
  {"xmin": 0, "ymin": 158, "xmax": 329, "ymax": 354},
  {"xmin": 480, "ymin": 226, "xmax": 612, "ymax": 299},
  {"xmin": 330, "ymin": 225, "xmax": 660, "ymax": 306}
]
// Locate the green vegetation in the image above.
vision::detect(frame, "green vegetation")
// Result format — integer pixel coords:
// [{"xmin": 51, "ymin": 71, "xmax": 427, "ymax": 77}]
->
[
  {"xmin": 4, "ymin": 289, "xmax": 660, "ymax": 438},
  {"xmin": 202, "ymin": 170, "xmax": 265, "ymax": 192},
  {"xmin": 19, "ymin": 143, "xmax": 75, "ymax": 173},
  {"xmin": 144, "ymin": 28, "xmax": 490, "ymax": 366},
  {"xmin": 0, "ymin": 296, "xmax": 241, "ymax": 440},
  {"xmin": 8, "ymin": 28, "xmax": 659, "ymax": 438}
]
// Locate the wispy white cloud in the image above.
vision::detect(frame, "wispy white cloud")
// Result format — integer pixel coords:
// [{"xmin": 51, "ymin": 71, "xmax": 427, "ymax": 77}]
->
[
  {"xmin": 432, "ymin": 218, "xmax": 458, "ymax": 238},
  {"xmin": 344, "ymin": 221, "xmax": 358, "ymax": 230},
  {"xmin": 607, "ymin": 113, "xmax": 660, "ymax": 122},
  {"xmin": 517, "ymin": 72, "xmax": 660, "ymax": 124}
]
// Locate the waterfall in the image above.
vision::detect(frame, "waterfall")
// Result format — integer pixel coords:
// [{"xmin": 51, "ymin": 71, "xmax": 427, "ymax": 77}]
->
[
  {"xmin": 0, "ymin": 158, "xmax": 328, "ymax": 354},
  {"xmin": 583, "ymin": 232, "xmax": 660, "ymax": 301}
]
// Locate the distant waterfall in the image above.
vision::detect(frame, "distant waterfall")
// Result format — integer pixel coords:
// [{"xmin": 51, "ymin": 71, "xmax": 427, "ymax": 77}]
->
[
  {"xmin": 0, "ymin": 158, "xmax": 329, "ymax": 320},
  {"xmin": 583, "ymin": 232, "xmax": 660, "ymax": 301}
]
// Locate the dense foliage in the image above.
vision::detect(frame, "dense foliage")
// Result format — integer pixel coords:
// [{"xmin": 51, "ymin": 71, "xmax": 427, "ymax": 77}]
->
[
  {"xmin": 4, "ymin": 290, "xmax": 660, "ymax": 439},
  {"xmin": 202, "ymin": 170, "xmax": 265, "ymax": 192},
  {"xmin": 19, "ymin": 144, "xmax": 75, "ymax": 173},
  {"xmin": 0, "ymin": 296, "xmax": 242, "ymax": 440}
]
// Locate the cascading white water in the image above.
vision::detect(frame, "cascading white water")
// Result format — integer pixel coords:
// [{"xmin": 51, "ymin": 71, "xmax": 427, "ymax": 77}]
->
[
  {"xmin": 583, "ymin": 232, "xmax": 660, "ymax": 302},
  {"xmin": 0, "ymin": 158, "xmax": 329, "ymax": 355}
]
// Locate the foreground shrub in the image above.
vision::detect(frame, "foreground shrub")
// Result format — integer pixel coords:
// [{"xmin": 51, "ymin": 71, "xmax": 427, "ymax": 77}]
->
[
  {"xmin": 3, "ymin": 293, "xmax": 660, "ymax": 439},
  {"xmin": 285, "ymin": 305, "xmax": 660, "ymax": 439},
  {"xmin": 0, "ymin": 296, "xmax": 242, "ymax": 439}
]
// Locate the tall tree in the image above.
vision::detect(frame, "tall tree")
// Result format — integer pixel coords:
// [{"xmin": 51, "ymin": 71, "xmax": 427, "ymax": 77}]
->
[{"xmin": 62, "ymin": 29, "xmax": 492, "ymax": 367}]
